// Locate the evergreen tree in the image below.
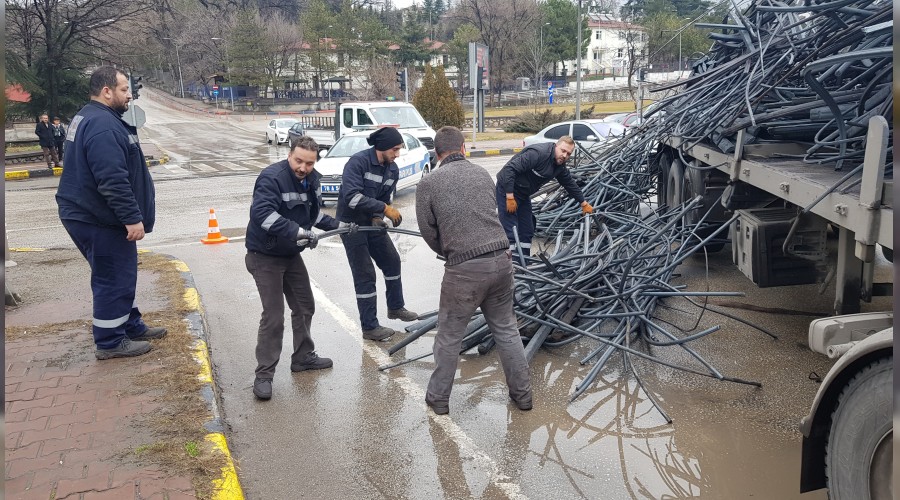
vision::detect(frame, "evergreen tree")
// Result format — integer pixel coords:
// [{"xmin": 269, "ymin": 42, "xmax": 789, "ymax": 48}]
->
[
  {"xmin": 413, "ymin": 64, "xmax": 464, "ymax": 129},
  {"xmin": 229, "ymin": 9, "xmax": 268, "ymax": 87}
]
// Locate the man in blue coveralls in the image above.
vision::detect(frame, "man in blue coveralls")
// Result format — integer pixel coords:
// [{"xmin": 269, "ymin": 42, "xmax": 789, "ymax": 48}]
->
[
  {"xmin": 336, "ymin": 127, "xmax": 419, "ymax": 342},
  {"xmin": 56, "ymin": 66, "xmax": 167, "ymax": 360}
]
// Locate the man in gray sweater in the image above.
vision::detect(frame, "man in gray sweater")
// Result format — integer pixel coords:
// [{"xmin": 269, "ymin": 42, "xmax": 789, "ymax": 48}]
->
[{"xmin": 416, "ymin": 126, "xmax": 533, "ymax": 415}]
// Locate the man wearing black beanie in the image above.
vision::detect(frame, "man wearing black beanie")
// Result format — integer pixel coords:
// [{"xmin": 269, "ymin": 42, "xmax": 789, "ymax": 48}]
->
[{"xmin": 336, "ymin": 127, "xmax": 419, "ymax": 341}]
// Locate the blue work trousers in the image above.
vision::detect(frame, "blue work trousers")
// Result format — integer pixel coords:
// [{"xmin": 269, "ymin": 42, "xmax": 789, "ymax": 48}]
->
[
  {"xmin": 340, "ymin": 230, "xmax": 404, "ymax": 330},
  {"xmin": 61, "ymin": 219, "xmax": 147, "ymax": 349},
  {"xmin": 495, "ymin": 184, "xmax": 534, "ymax": 256}
]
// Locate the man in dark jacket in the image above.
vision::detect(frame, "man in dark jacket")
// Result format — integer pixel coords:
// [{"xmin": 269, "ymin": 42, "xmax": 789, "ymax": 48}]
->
[
  {"xmin": 51, "ymin": 117, "xmax": 67, "ymax": 158},
  {"xmin": 56, "ymin": 66, "xmax": 166, "ymax": 360},
  {"xmin": 336, "ymin": 127, "xmax": 418, "ymax": 342},
  {"xmin": 495, "ymin": 136, "xmax": 593, "ymax": 255},
  {"xmin": 246, "ymin": 135, "xmax": 339, "ymax": 400},
  {"xmin": 35, "ymin": 113, "xmax": 60, "ymax": 170},
  {"xmin": 416, "ymin": 126, "xmax": 533, "ymax": 415}
]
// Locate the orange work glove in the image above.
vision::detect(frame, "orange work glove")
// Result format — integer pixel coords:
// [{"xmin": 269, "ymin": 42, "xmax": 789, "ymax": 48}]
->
[
  {"xmin": 383, "ymin": 204, "xmax": 402, "ymax": 227},
  {"xmin": 581, "ymin": 201, "xmax": 594, "ymax": 215},
  {"xmin": 506, "ymin": 195, "xmax": 518, "ymax": 214}
]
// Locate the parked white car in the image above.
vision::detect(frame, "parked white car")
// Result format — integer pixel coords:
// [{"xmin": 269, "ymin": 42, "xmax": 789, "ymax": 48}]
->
[
  {"xmin": 315, "ymin": 131, "xmax": 431, "ymax": 204},
  {"xmin": 523, "ymin": 119, "xmax": 627, "ymax": 149},
  {"xmin": 266, "ymin": 118, "xmax": 298, "ymax": 145}
]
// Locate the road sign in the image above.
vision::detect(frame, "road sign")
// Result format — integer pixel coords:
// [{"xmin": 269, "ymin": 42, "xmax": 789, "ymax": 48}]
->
[
  {"xmin": 122, "ymin": 104, "xmax": 146, "ymax": 128},
  {"xmin": 212, "ymin": 85, "xmax": 219, "ymax": 91},
  {"xmin": 213, "ymin": 90, "xmax": 219, "ymax": 96}
]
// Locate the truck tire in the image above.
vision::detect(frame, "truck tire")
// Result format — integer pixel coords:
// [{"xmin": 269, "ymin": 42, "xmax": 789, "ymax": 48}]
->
[{"xmin": 825, "ymin": 356, "xmax": 892, "ymax": 500}]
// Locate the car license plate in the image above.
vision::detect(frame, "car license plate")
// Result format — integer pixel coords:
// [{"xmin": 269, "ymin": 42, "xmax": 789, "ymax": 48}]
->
[{"xmin": 322, "ymin": 184, "xmax": 340, "ymax": 193}]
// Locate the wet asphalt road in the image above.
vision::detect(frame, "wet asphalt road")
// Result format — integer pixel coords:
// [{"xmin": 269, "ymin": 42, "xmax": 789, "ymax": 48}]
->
[{"xmin": 7, "ymin": 93, "xmax": 891, "ymax": 499}]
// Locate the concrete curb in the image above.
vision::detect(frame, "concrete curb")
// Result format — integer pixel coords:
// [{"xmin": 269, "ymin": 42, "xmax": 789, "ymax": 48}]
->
[
  {"xmin": 5, "ymin": 156, "xmax": 169, "ymax": 181},
  {"xmin": 164, "ymin": 254, "xmax": 245, "ymax": 500},
  {"xmin": 466, "ymin": 147, "xmax": 521, "ymax": 157}
]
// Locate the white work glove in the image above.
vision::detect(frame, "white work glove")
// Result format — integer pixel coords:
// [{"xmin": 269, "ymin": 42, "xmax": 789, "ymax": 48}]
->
[
  {"xmin": 339, "ymin": 221, "xmax": 359, "ymax": 235},
  {"xmin": 297, "ymin": 227, "xmax": 318, "ymax": 249}
]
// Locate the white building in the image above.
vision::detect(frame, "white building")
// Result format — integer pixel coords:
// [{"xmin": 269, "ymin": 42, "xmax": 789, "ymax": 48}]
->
[{"xmin": 562, "ymin": 13, "xmax": 647, "ymax": 77}]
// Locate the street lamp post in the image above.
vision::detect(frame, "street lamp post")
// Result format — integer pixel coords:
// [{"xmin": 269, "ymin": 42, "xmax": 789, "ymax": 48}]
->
[
  {"xmin": 662, "ymin": 29, "xmax": 683, "ymax": 72},
  {"xmin": 575, "ymin": 0, "xmax": 583, "ymax": 119},
  {"xmin": 539, "ymin": 22, "xmax": 550, "ymax": 99},
  {"xmin": 163, "ymin": 38, "xmax": 184, "ymax": 98},
  {"xmin": 211, "ymin": 37, "xmax": 234, "ymax": 111}
]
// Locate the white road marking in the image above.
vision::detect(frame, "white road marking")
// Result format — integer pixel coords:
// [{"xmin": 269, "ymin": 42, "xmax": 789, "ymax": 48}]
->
[
  {"xmin": 187, "ymin": 162, "xmax": 217, "ymax": 172},
  {"xmin": 220, "ymin": 161, "xmax": 250, "ymax": 171},
  {"xmin": 310, "ymin": 280, "xmax": 527, "ymax": 500}
]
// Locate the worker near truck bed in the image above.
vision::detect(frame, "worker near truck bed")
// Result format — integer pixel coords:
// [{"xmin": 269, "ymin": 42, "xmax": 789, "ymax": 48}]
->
[
  {"xmin": 245, "ymin": 135, "xmax": 340, "ymax": 401},
  {"xmin": 336, "ymin": 126, "xmax": 419, "ymax": 342},
  {"xmin": 416, "ymin": 126, "xmax": 533, "ymax": 415},
  {"xmin": 495, "ymin": 136, "xmax": 593, "ymax": 255}
]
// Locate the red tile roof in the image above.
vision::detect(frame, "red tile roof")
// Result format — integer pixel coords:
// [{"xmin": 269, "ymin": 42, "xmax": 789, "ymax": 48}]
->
[{"xmin": 6, "ymin": 84, "xmax": 30, "ymax": 103}]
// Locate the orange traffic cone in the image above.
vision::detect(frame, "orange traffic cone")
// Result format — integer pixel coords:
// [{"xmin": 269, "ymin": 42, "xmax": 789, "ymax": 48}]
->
[{"xmin": 201, "ymin": 209, "xmax": 229, "ymax": 244}]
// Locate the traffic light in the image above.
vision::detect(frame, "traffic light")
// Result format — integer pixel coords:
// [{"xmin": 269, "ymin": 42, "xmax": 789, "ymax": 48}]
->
[
  {"xmin": 477, "ymin": 67, "xmax": 485, "ymax": 90},
  {"xmin": 638, "ymin": 67, "xmax": 647, "ymax": 82},
  {"xmin": 396, "ymin": 70, "xmax": 406, "ymax": 92},
  {"xmin": 129, "ymin": 74, "xmax": 143, "ymax": 100}
]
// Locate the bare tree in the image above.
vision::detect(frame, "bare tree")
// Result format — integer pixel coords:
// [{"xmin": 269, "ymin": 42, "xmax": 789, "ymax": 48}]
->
[
  {"xmin": 455, "ymin": 0, "xmax": 539, "ymax": 103},
  {"xmin": 259, "ymin": 12, "xmax": 303, "ymax": 97}
]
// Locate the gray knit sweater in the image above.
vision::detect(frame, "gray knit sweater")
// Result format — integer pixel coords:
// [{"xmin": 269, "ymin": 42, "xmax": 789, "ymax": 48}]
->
[{"xmin": 416, "ymin": 153, "xmax": 510, "ymax": 266}]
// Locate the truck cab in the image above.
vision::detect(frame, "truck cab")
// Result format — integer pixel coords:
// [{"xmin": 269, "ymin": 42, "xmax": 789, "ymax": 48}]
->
[{"xmin": 334, "ymin": 102, "xmax": 436, "ymax": 166}]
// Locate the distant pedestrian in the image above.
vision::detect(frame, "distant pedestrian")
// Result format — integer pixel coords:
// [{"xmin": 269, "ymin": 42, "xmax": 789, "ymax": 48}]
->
[
  {"xmin": 336, "ymin": 127, "xmax": 419, "ymax": 342},
  {"xmin": 246, "ymin": 135, "xmax": 340, "ymax": 400},
  {"xmin": 56, "ymin": 66, "xmax": 167, "ymax": 360},
  {"xmin": 495, "ymin": 136, "xmax": 592, "ymax": 255},
  {"xmin": 51, "ymin": 116, "xmax": 67, "ymax": 159},
  {"xmin": 416, "ymin": 126, "xmax": 533, "ymax": 415},
  {"xmin": 35, "ymin": 113, "xmax": 60, "ymax": 169}
]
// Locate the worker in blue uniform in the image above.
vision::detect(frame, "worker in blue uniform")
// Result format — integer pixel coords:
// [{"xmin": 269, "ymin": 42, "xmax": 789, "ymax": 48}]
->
[
  {"xmin": 56, "ymin": 66, "xmax": 167, "ymax": 360},
  {"xmin": 495, "ymin": 136, "xmax": 593, "ymax": 255},
  {"xmin": 246, "ymin": 136, "xmax": 340, "ymax": 400},
  {"xmin": 336, "ymin": 127, "xmax": 419, "ymax": 342}
]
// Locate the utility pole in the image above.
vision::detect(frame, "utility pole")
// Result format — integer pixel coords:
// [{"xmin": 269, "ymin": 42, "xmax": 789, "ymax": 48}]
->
[
  {"xmin": 575, "ymin": 0, "xmax": 583, "ymax": 120},
  {"xmin": 404, "ymin": 67, "xmax": 409, "ymax": 103},
  {"xmin": 163, "ymin": 38, "xmax": 184, "ymax": 98}
]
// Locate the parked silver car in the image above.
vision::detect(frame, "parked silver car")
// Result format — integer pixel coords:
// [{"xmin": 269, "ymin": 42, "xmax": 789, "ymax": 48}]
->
[{"xmin": 523, "ymin": 119, "xmax": 627, "ymax": 149}]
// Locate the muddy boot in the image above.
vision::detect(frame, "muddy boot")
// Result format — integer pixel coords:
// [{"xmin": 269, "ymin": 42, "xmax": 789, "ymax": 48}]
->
[
  {"xmin": 387, "ymin": 307, "xmax": 419, "ymax": 322},
  {"xmin": 362, "ymin": 325, "xmax": 397, "ymax": 341},
  {"xmin": 95, "ymin": 338, "xmax": 152, "ymax": 360}
]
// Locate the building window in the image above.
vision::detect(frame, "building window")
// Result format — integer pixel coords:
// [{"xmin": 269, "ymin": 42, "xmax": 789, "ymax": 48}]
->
[
  {"xmin": 618, "ymin": 31, "xmax": 625, "ymax": 39},
  {"xmin": 617, "ymin": 48, "xmax": 624, "ymax": 58},
  {"xmin": 593, "ymin": 50, "xmax": 600, "ymax": 60},
  {"xmin": 595, "ymin": 30, "xmax": 601, "ymax": 40}
]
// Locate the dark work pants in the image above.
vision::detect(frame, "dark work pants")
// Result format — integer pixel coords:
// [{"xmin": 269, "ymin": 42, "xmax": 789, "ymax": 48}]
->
[
  {"xmin": 55, "ymin": 141, "xmax": 64, "ymax": 159},
  {"xmin": 245, "ymin": 252, "xmax": 316, "ymax": 379},
  {"xmin": 427, "ymin": 251, "xmax": 532, "ymax": 405},
  {"xmin": 42, "ymin": 146, "xmax": 60, "ymax": 167},
  {"xmin": 495, "ymin": 184, "xmax": 534, "ymax": 256},
  {"xmin": 340, "ymin": 230, "xmax": 404, "ymax": 331},
  {"xmin": 62, "ymin": 219, "xmax": 147, "ymax": 349}
]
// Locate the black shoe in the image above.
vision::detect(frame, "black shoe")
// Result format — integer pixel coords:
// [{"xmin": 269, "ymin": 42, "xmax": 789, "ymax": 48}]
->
[
  {"xmin": 362, "ymin": 325, "xmax": 397, "ymax": 341},
  {"xmin": 291, "ymin": 352, "xmax": 333, "ymax": 372},
  {"xmin": 426, "ymin": 398, "xmax": 449, "ymax": 415},
  {"xmin": 511, "ymin": 395, "xmax": 533, "ymax": 411},
  {"xmin": 387, "ymin": 308, "xmax": 419, "ymax": 322},
  {"xmin": 128, "ymin": 326, "xmax": 168, "ymax": 341},
  {"xmin": 253, "ymin": 378, "xmax": 272, "ymax": 400},
  {"xmin": 95, "ymin": 338, "xmax": 152, "ymax": 360}
]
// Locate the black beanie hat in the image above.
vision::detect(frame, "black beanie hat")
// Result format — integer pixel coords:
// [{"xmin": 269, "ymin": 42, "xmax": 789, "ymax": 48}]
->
[{"xmin": 367, "ymin": 127, "xmax": 404, "ymax": 151}]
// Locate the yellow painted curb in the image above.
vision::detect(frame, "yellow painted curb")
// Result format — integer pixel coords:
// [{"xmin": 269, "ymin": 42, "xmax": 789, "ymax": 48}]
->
[
  {"xmin": 205, "ymin": 433, "xmax": 245, "ymax": 500},
  {"xmin": 9, "ymin": 248, "xmax": 46, "ymax": 252},
  {"xmin": 171, "ymin": 259, "xmax": 191, "ymax": 273},
  {"xmin": 183, "ymin": 287, "xmax": 201, "ymax": 312},
  {"xmin": 192, "ymin": 339, "xmax": 213, "ymax": 384},
  {"xmin": 5, "ymin": 171, "xmax": 30, "ymax": 180},
  {"xmin": 485, "ymin": 149, "xmax": 501, "ymax": 155}
]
